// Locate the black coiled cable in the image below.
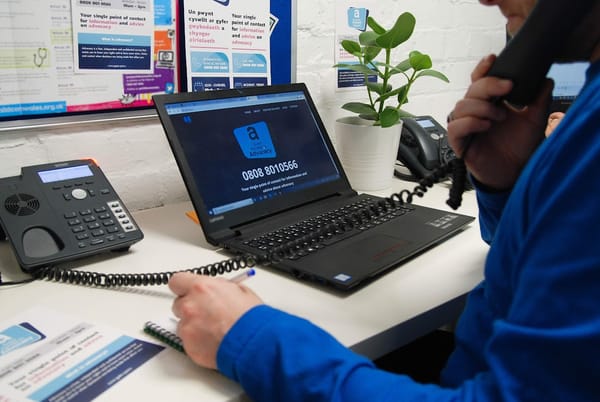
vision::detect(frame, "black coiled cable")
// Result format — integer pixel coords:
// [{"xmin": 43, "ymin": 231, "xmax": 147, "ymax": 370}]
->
[
  {"xmin": 390, "ymin": 158, "xmax": 468, "ymax": 210},
  {"xmin": 26, "ymin": 158, "xmax": 469, "ymax": 288},
  {"xmin": 32, "ymin": 255, "xmax": 257, "ymax": 288}
]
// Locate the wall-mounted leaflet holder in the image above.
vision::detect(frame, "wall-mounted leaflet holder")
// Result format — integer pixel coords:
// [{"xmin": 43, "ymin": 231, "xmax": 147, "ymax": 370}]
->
[{"xmin": 0, "ymin": 159, "xmax": 144, "ymax": 274}]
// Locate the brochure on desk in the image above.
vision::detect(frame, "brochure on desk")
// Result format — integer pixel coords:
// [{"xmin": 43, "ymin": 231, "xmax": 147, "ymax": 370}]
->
[{"xmin": 0, "ymin": 307, "xmax": 164, "ymax": 401}]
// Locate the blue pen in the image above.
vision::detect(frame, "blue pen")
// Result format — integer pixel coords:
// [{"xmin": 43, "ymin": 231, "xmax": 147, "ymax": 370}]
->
[{"xmin": 229, "ymin": 268, "xmax": 256, "ymax": 283}]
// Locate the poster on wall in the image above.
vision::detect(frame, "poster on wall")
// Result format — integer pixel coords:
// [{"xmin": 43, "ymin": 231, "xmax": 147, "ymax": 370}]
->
[
  {"xmin": 182, "ymin": 0, "xmax": 271, "ymax": 91},
  {"xmin": 0, "ymin": 0, "xmax": 178, "ymax": 120},
  {"xmin": 335, "ymin": 0, "xmax": 379, "ymax": 91},
  {"xmin": 71, "ymin": 0, "xmax": 155, "ymax": 74}
]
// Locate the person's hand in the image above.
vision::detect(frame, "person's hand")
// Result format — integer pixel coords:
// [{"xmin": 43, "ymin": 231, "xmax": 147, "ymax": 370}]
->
[
  {"xmin": 545, "ymin": 112, "xmax": 565, "ymax": 137},
  {"xmin": 169, "ymin": 272, "xmax": 263, "ymax": 369},
  {"xmin": 447, "ymin": 54, "xmax": 552, "ymax": 190}
]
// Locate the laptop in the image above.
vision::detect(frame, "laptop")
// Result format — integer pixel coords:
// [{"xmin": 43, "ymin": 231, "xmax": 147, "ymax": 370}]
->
[{"xmin": 153, "ymin": 83, "xmax": 474, "ymax": 291}]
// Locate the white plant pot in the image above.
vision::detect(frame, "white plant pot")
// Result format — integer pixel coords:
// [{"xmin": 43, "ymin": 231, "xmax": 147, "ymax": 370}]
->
[{"xmin": 335, "ymin": 116, "xmax": 402, "ymax": 192}]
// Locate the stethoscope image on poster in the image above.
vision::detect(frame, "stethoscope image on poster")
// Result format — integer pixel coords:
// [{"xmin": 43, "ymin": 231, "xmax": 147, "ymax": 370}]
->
[{"xmin": 33, "ymin": 47, "xmax": 48, "ymax": 68}]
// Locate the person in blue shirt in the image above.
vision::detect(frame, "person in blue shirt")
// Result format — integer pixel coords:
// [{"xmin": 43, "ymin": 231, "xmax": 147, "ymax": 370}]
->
[{"xmin": 168, "ymin": 1, "xmax": 600, "ymax": 400}]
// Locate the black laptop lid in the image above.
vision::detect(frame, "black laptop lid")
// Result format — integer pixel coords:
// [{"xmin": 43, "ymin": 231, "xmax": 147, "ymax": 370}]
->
[{"xmin": 153, "ymin": 83, "xmax": 354, "ymax": 244}]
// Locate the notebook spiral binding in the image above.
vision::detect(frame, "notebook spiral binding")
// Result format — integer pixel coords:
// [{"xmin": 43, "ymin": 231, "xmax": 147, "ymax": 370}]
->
[
  {"xmin": 30, "ymin": 159, "xmax": 468, "ymax": 287},
  {"xmin": 144, "ymin": 321, "xmax": 185, "ymax": 353}
]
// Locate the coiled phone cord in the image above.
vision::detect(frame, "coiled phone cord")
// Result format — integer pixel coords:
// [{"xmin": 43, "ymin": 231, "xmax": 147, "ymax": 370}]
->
[
  {"xmin": 25, "ymin": 158, "xmax": 468, "ymax": 288},
  {"xmin": 30, "ymin": 254, "xmax": 257, "ymax": 288},
  {"xmin": 393, "ymin": 158, "xmax": 467, "ymax": 210}
]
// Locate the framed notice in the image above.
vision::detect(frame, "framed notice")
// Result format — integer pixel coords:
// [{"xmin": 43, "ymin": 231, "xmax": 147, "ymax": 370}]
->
[
  {"xmin": 0, "ymin": 0, "xmax": 295, "ymax": 131},
  {"xmin": 180, "ymin": 0, "xmax": 295, "ymax": 91},
  {"xmin": 0, "ymin": 0, "xmax": 179, "ymax": 130}
]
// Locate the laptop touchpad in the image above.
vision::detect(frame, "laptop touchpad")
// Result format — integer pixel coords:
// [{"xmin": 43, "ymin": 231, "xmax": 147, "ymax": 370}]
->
[{"xmin": 342, "ymin": 234, "xmax": 412, "ymax": 264}]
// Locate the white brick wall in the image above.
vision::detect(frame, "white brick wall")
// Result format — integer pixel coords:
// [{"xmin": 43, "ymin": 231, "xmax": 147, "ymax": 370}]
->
[{"xmin": 0, "ymin": 1, "xmax": 505, "ymax": 211}]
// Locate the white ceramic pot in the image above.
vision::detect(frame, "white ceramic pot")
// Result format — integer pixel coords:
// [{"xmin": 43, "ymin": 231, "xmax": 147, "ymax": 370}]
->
[{"xmin": 334, "ymin": 116, "xmax": 402, "ymax": 192}]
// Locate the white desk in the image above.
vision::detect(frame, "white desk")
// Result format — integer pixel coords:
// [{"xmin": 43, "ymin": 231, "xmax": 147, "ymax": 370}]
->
[{"xmin": 0, "ymin": 180, "xmax": 487, "ymax": 402}]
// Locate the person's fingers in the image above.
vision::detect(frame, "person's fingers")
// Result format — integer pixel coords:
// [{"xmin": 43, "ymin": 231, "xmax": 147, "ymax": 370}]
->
[
  {"xmin": 546, "ymin": 111, "xmax": 565, "ymax": 137},
  {"xmin": 470, "ymin": 54, "xmax": 496, "ymax": 82},
  {"xmin": 168, "ymin": 271, "xmax": 199, "ymax": 296},
  {"xmin": 463, "ymin": 77, "xmax": 513, "ymax": 102},
  {"xmin": 452, "ymin": 97, "xmax": 508, "ymax": 123},
  {"xmin": 447, "ymin": 117, "xmax": 492, "ymax": 157}
]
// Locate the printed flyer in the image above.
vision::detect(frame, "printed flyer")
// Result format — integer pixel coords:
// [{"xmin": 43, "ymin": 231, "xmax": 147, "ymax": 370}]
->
[
  {"xmin": 0, "ymin": 307, "xmax": 163, "ymax": 401},
  {"xmin": 183, "ymin": 0, "xmax": 271, "ymax": 91},
  {"xmin": 335, "ymin": 0, "xmax": 380, "ymax": 90},
  {"xmin": 0, "ymin": 0, "xmax": 177, "ymax": 120}
]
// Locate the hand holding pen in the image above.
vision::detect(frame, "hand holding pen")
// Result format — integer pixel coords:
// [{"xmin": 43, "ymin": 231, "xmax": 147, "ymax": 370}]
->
[
  {"xmin": 168, "ymin": 268, "xmax": 262, "ymax": 369},
  {"xmin": 228, "ymin": 268, "xmax": 256, "ymax": 283}
]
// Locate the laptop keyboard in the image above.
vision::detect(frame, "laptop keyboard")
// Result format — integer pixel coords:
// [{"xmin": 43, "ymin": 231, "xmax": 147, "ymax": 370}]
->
[{"xmin": 243, "ymin": 197, "xmax": 414, "ymax": 260}]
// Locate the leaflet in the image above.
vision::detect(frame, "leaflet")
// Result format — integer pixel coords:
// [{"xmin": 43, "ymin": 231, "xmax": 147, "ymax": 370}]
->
[{"xmin": 0, "ymin": 307, "xmax": 163, "ymax": 402}]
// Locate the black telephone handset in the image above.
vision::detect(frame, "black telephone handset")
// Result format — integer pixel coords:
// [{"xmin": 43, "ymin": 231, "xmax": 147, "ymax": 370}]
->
[
  {"xmin": 486, "ymin": 0, "xmax": 593, "ymax": 109},
  {"xmin": 395, "ymin": 116, "xmax": 456, "ymax": 181},
  {"xmin": 437, "ymin": 0, "xmax": 596, "ymax": 209},
  {"xmin": 0, "ymin": 159, "xmax": 143, "ymax": 273}
]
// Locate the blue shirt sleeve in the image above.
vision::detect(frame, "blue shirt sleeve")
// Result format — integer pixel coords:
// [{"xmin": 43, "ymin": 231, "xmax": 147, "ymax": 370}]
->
[
  {"xmin": 472, "ymin": 180, "xmax": 510, "ymax": 244},
  {"xmin": 215, "ymin": 61, "xmax": 600, "ymax": 402},
  {"xmin": 217, "ymin": 305, "xmax": 462, "ymax": 402}
]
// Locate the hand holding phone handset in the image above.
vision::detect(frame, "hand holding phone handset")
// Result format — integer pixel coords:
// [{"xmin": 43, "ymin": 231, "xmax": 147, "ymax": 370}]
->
[
  {"xmin": 486, "ymin": 0, "xmax": 593, "ymax": 110},
  {"xmin": 447, "ymin": 0, "xmax": 596, "ymax": 194}
]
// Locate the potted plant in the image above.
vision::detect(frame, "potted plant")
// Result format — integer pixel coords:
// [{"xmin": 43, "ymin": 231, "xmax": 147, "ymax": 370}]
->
[{"xmin": 334, "ymin": 12, "xmax": 449, "ymax": 191}]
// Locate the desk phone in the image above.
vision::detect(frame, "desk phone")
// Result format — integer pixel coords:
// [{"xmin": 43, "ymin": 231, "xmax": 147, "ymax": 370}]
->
[
  {"xmin": 0, "ymin": 159, "xmax": 143, "ymax": 273},
  {"xmin": 396, "ymin": 116, "xmax": 455, "ymax": 180}
]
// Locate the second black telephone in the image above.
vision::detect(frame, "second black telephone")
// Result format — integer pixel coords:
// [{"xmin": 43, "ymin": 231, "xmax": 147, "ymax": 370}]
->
[
  {"xmin": 0, "ymin": 159, "xmax": 143, "ymax": 273},
  {"xmin": 395, "ymin": 115, "xmax": 456, "ymax": 181}
]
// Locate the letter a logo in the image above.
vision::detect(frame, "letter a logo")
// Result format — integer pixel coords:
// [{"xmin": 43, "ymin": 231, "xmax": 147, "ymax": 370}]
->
[{"xmin": 233, "ymin": 121, "xmax": 276, "ymax": 159}]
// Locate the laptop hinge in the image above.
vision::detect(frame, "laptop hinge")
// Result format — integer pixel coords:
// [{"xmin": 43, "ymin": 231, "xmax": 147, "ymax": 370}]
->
[{"xmin": 212, "ymin": 229, "xmax": 241, "ymax": 244}]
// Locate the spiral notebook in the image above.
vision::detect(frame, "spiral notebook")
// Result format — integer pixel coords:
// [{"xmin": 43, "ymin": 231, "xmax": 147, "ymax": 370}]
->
[
  {"xmin": 153, "ymin": 83, "xmax": 474, "ymax": 291},
  {"xmin": 143, "ymin": 318, "xmax": 184, "ymax": 353}
]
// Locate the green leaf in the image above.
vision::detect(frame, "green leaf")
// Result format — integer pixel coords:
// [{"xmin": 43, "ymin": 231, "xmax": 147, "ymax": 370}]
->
[
  {"xmin": 396, "ymin": 85, "xmax": 409, "ymax": 104},
  {"xmin": 366, "ymin": 82, "xmax": 392, "ymax": 95},
  {"xmin": 375, "ymin": 12, "xmax": 415, "ymax": 49},
  {"xmin": 384, "ymin": 86, "xmax": 404, "ymax": 97},
  {"xmin": 367, "ymin": 16, "xmax": 386, "ymax": 35},
  {"xmin": 391, "ymin": 58, "xmax": 412, "ymax": 74},
  {"xmin": 341, "ymin": 40, "xmax": 362, "ymax": 56},
  {"xmin": 398, "ymin": 109, "xmax": 415, "ymax": 118},
  {"xmin": 358, "ymin": 112, "xmax": 378, "ymax": 121},
  {"xmin": 358, "ymin": 31, "xmax": 379, "ymax": 47},
  {"xmin": 341, "ymin": 102, "xmax": 376, "ymax": 114},
  {"xmin": 363, "ymin": 46, "xmax": 382, "ymax": 64},
  {"xmin": 380, "ymin": 108, "xmax": 400, "ymax": 128},
  {"xmin": 415, "ymin": 69, "xmax": 450, "ymax": 83},
  {"xmin": 408, "ymin": 51, "xmax": 432, "ymax": 71},
  {"xmin": 375, "ymin": 86, "xmax": 403, "ymax": 104}
]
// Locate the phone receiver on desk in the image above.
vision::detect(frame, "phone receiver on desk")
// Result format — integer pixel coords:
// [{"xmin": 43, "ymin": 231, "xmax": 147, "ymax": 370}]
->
[
  {"xmin": 486, "ymin": 0, "xmax": 594, "ymax": 109},
  {"xmin": 0, "ymin": 159, "xmax": 144, "ymax": 273}
]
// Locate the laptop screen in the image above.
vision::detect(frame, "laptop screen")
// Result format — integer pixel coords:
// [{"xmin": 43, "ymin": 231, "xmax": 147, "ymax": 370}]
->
[
  {"xmin": 154, "ymin": 84, "xmax": 351, "ymax": 237},
  {"xmin": 548, "ymin": 62, "xmax": 588, "ymax": 112}
]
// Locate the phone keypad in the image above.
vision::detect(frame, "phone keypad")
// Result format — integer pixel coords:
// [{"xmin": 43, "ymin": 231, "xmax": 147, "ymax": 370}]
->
[{"xmin": 64, "ymin": 200, "xmax": 138, "ymax": 249}]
